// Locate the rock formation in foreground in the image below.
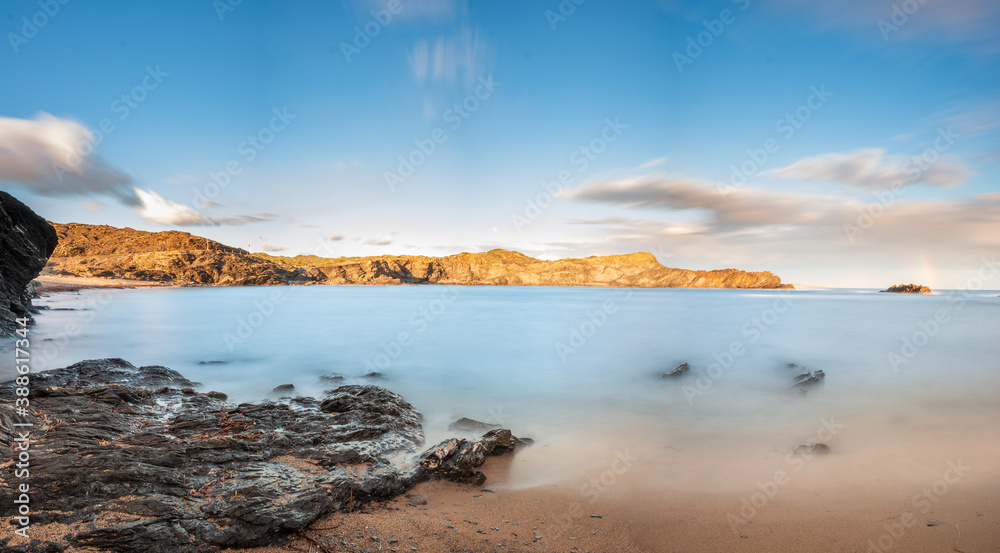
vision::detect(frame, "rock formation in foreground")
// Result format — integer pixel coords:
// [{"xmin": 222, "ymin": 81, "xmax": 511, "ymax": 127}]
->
[
  {"xmin": 46, "ymin": 223, "xmax": 791, "ymax": 289},
  {"xmin": 880, "ymin": 283, "xmax": 931, "ymax": 294},
  {"xmin": 0, "ymin": 191, "xmax": 58, "ymax": 335},
  {"xmin": 0, "ymin": 359, "xmax": 527, "ymax": 552}
]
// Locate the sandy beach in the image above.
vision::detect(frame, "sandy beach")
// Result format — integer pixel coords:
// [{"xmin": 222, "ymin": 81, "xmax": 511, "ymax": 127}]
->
[
  {"xmin": 32, "ymin": 274, "xmax": 171, "ymax": 294},
  {"xmin": 238, "ymin": 452, "xmax": 999, "ymax": 553}
]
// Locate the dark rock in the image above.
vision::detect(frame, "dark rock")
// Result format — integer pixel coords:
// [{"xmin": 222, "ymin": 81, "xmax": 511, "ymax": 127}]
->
[
  {"xmin": 0, "ymin": 191, "xmax": 59, "ymax": 334},
  {"xmin": 448, "ymin": 417, "xmax": 500, "ymax": 432},
  {"xmin": 880, "ymin": 283, "xmax": 931, "ymax": 294},
  {"xmin": 660, "ymin": 362, "xmax": 690, "ymax": 378},
  {"xmin": 362, "ymin": 371, "xmax": 385, "ymax": 379},
  {"xmin": 269, "ymin": 383, "xmax": 296, "ymax": 396},
  {"xmin": 791, "ymin": 370, "xmax": 825, "ymax": 389},
  {"xmin": 205, "ymin": 391, "xmax": 228, "ymax": 401},
  {"xmin": 417, "ymin": 429, "xmax": 528, "ymax": 486},
  {"xmin": 198, "ymin": 360, "xmax": 228, "ymax": 365},
  {"xmin": 794, "ymin": 443, "xmax": 831, "ymax": 455},
  {"xmin": 320, "ymin": 373, "xmax": 345, "ymax": 382},
  {"xmin": 0, "ymin": 359, "xmax": 525, "ymax": 552}
]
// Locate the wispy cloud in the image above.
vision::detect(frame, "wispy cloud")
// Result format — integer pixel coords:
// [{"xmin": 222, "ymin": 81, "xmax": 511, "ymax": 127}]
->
[
  {"xmin": 771, "ymin": 148, "xmax": 968, "ymax": 190},
  {"xmin": 408, "ymin": 26, "xmax": 488, "ymax": 87},
  {"xmin": 365, "ymin": 235, "xmax": 394, "ymax": 246},
  {"xmin": 134, "ymin": 189, "xmax": 275, "ymax": 226}
]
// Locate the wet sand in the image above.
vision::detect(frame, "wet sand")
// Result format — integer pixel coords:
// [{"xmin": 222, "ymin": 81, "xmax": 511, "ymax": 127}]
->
[{"xmin": 241, "ymin": 450, "xmax": 999, "ymax": 553}]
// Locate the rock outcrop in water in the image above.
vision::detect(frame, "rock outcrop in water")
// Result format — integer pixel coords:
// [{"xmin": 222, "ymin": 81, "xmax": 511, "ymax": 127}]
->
[
  {"xmin": 0, "ymin": 191, "xmax": 58, "ymax": 335},
  {"xmin": 0, "ymin": 359, "xmax": 527, "ymax": 552},
  {"xmin": 46, "ymin": 223, "xmax": 791, "ymax": 289},
  {"xmin": 880, "ymin": 283, "xmax": 931, "ymax": 294}
]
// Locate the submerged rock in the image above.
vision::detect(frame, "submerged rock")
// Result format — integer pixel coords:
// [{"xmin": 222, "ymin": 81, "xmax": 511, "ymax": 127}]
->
[
  {"xmin": 269, "ymin": 383, "xmax": 296, "ymax": 396},
  {"xmin": 0, "ymin": 359, "xmax": 526, "ymax": 552},
  {"xmin": 880, "ymin": 283, "xmax": 931, "ymax": 294},
  {"xmin": 660, "ymin": 362, "xmax": 690, "ymax": 378},
  {"xmin": 449, "ymin": 417, "xmax": 501, "ymax": 432},
  {"xmin": 791, "ymin": 369, "xmax": 825, "ymax": 389},
  {"xmin": 319, "ymin": 373, "xmax": 345, "ymax": 382},
  {"xmin": 794, "ymin": 443, "xmax": 831, "ymax": 455}
]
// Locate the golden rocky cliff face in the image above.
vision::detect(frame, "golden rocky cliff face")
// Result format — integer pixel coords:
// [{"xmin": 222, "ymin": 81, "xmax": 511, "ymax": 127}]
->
[{"xmin": 47, "ymin": 223, "xmax": 791, "ymax": 289}]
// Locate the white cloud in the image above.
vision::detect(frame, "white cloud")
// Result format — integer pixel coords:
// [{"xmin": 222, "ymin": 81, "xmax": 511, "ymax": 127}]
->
[
  {"xmin": 0, "ymin": 112, "xmax": 134, "ymax": 204},
  {"xmin": 134, "ymin": 189, "xmax": 273, "ymax": 226},
  {"xmin": 408, "ymin": 26, "xmax": 487, "ymax": 87},
  {"xmin": 365, "ymin": 235, "xmax": 394, "ymax": 246}
]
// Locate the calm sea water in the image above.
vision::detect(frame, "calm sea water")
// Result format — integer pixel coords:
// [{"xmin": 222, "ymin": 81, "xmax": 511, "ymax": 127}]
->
[{"xmin": 4, "ymin": 286, "xmax": 999, "ymax": 490}]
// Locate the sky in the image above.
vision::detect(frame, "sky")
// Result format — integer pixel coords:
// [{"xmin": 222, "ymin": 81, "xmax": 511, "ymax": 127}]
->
[{"xmin": 0, "ymin": 0, "xmax": 998, "ymax": 288}]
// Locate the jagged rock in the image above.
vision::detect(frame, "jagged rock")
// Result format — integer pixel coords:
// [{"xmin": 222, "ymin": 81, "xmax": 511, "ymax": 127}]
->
[
  {"xmin": 417, "ymin": 429, "xmax": 528, "ymax": 486},
  {"xmin": 319, "ymin": 373, "xmax": 345, "ymax": 382},
  {"xmin": 880, "ymin": 283, "xmax": 931, "ymax": 294},
  {"xmin": 794, "ymin": 443, "xmax": 831, "ymax": 455},
  {"xmin": 0, "ymin": 191, "xmax": 58, "ymax": 334},
  {"xmin": 45, "ymin": 223, "xmax": 790, "ymax": 289},
  {"xmin": 0, "ymin": 359, "xmax": 526, "ymax": 552},
  {"xmin": 362, "ymin": 371, "xmax": 385, "ymax": 379},
  {"xmin": 448, "ymin": 417, "xmax": 500, "ymax": 432},
  {"xmin": 660, "ymin": 362, "xmax": 690, "ymax": 378}
]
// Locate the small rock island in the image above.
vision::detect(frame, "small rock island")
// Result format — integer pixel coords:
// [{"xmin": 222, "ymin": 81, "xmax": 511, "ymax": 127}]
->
[{"xmin": 880, "ymin": 283, "xmax": 932, "ymax": 294}]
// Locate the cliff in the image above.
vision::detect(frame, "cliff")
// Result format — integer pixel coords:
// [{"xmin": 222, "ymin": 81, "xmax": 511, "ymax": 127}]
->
[
  {"xmin": 0, "ymin": 191, "xmax": 58, "ymax": 335},
  {"xmin": 46, "ymin": 223, "xmax": 791, "ymax": 289}
]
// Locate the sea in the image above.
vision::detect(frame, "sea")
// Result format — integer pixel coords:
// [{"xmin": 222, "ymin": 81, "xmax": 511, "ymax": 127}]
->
[{"xmin": 3, "ymin": 285, "xmax": 998, "ymax": 493}]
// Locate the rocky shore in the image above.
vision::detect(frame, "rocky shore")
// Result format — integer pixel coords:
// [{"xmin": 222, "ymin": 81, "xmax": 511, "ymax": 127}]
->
[
  {"xmin": 47, "ymin": 223, "xmax": 791, "ymax": 289},
  {"xmin": 0, "ymin": 359, "xmax": 527, "ymax": 552}
]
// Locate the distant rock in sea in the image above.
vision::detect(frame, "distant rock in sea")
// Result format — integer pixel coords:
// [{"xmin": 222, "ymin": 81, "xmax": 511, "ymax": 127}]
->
[
  {"xmin": 880, "ymin": 283, "xmax": 931, "ymax": 294},
  {"xmin": 0, "ymin": 191, "xmax": 58, "ymax": 335},
  {"xmin": 660, "ymin": 362, "xmax": 690, "ymax": 378},
  {"xmin": 44, "ymin": 222, "xmax": 792, "ymax": 289}
]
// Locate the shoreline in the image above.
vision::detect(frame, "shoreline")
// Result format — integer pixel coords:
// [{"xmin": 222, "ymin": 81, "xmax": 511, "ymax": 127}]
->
[
  {"xmin": 242, "ymin": 454, "xmax": 1000, "ymax": 553},
  {"xmin": 32, "ymin": 274, "xmax": 171, "ymax": 294}
]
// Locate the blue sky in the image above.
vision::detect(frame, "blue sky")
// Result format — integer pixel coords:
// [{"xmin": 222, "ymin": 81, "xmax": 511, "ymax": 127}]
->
[{"xmin": 1, "ymin": 0, "xmax": 998, "ymax": 287}]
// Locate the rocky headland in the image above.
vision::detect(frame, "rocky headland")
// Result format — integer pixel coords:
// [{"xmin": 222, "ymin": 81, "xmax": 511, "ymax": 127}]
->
[
  {"xmin": 0, "ymin": 359, "xmax": 527, "ymax": 552},
  {"xmin": 880, "ymin": 283, "xmax": 931, "ymax": 294},
  {"xmin": 46, "ymin": 223, "xmax": 791, "ymax": 289},
  {"xmin": 0, "ymin": 191, "xmax": 58, "ymax": 336}
]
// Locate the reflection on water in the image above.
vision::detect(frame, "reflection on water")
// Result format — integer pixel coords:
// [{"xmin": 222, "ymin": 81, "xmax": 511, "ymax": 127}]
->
[{"xmin": 3, "ymin": 286, "xmax": 998, "ymax": 491}]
